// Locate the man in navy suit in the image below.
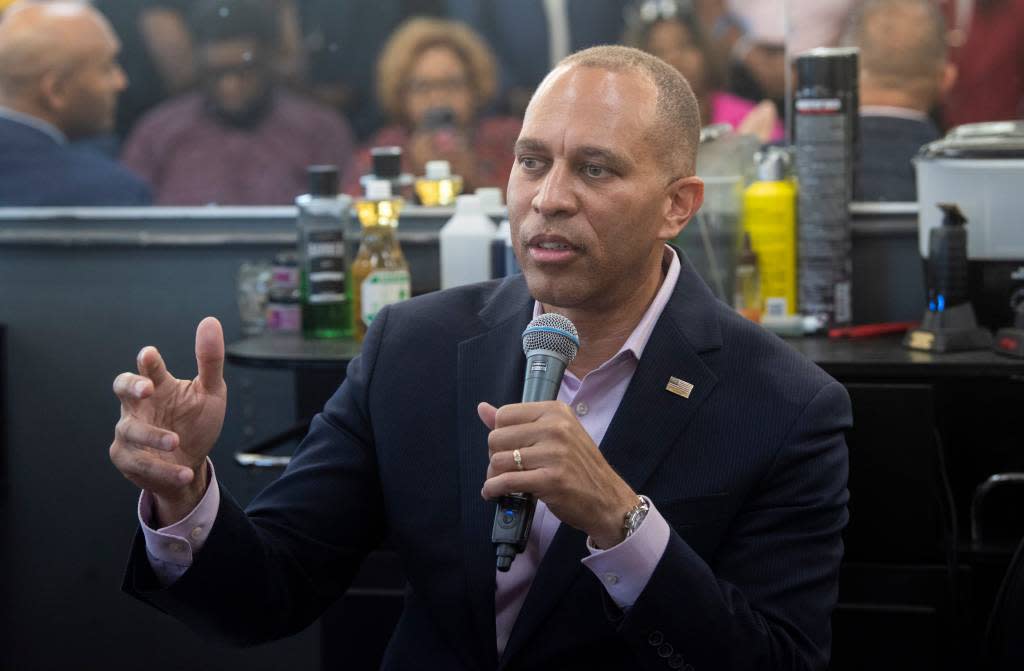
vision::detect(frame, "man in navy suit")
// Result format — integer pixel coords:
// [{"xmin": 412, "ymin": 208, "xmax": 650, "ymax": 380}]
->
[
  {"xmin": 843, "ymin": 0, "xmax": 955, "ymax": 202},
  {"xmin": 0, "ymin": 3, "xmax": 151, "ymax": 206},
  {"xmin": 112, "ymin": 46, "xmax": 849, "ymax": 669}
]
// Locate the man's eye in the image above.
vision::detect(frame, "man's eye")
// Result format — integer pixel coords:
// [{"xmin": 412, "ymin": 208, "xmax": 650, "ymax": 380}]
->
[
  {"xmin": 519, "ymin": 157, "xmax": 543, "ymax": 171},
  {"xmin": 583, "ymin": 164, "xmax": 608, "ymax": 178}
]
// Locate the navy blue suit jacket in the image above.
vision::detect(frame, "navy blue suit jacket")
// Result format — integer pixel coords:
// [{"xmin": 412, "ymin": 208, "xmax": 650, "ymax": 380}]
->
[
  {"xmin": 0, "ymin": 116, "xmax": 151, "ymax": 206},
  {"xmin": 855, "ymin": 114, "xmax": 940, "ymax": 202},
  {"xmin": 124, "ymin": 259, "xmax": 850, "ymax": 670}
]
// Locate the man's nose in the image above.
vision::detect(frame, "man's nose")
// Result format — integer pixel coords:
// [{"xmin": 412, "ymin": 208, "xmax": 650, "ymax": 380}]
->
[
  {"xmin": 113, "ymin": 64, "xmax": 128, "ymax": 92},
  {"xmin": 532, "ymin": 162, "xmax": 577, "ymax": 218}
]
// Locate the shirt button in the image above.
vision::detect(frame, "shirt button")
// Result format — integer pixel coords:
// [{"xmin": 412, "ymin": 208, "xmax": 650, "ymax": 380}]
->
[
  {"xmin": 169, "ymin": 543, "xmax": 185, "ymax": 554},
  {"xmin": 190, "ymin": 527, "xmax": 203, "ymax": 540},
  {"xmin": 668, "ymin": 654, "xmax": 685, "ymax": 669},
  {"xmin": 602, "ymin": 572, "xmax": 619, "ymax": 586},
  {"xmin": 648, "ymin": 630, "xmax": 664, "ymax": 646},
  {"xmin": 575, "ymin": 401, "xmax": 589, "ymax": 416},
  {"xmin": 658, "ymin": 643, "xmax": 674, "ymax": 658}
]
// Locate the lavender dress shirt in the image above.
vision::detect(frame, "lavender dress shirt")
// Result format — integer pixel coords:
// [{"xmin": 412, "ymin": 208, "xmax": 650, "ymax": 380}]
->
[{"xmin": 141, "ymin": 247, "xmax": 680, "ymax": 654}]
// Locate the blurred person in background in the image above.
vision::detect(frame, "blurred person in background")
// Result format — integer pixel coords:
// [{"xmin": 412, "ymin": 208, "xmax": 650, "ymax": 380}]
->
[
  {"xmin": 0, "ymin": 1, "xmax": 152, "ymax": 206},
  {"xmin": 937, "ymin": 0, "xmax": 1024, "ymax": 127},
  {"xmin": 121, "ymin": 0, "xmax": 355, "ymax": 205},
  {"xmin": 627, "ymin": 0, "xmax": 782, "ymax": 143},
  {"xmin": 843, "ymin": 0, "xmax": 954, "ymax": 201},
  {"xmin": 446, "ymin": 0, "xmax": 630, "ymax": 117},
  {"xmin": 695, "ymin": 0, "xmax": 857, "ymax": 114},
  {"xmin": 351, "ymin": 17, "xmax": 520, "ymax": 194},
  {"xmin": 94, "ymin": 0, "xmax": 195, "ymax": 142},
  {"xmin": 296, "ymin": 0, "xmax": 445, "ymax": 140}
]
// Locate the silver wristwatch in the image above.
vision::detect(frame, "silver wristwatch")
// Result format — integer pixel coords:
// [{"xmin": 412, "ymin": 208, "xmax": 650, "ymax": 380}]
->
[{"xmin": 623, "ymin": 495, "xmax": 651, "ymax": 539}]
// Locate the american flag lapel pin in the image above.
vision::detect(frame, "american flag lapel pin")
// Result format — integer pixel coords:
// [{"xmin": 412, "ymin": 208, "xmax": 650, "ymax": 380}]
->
[{"xmin": 665, "ymin": 376, "xmax": 694, "ymax": 399}]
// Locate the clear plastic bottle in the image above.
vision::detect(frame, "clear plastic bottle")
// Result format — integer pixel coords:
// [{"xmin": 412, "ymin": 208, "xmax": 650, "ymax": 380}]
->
[
  {"xmin": 297, "ymin": 165, "xmax": 353, "ymax": 339},
  {"xmin": 415, "ymin": 160, "xmax": 463, "ymax": 206},
  {"xmin": 351, "ymin": 179, "xmax": 411, "ymax": 341},
  {"xmin": 734, "ymin": 232, "xmax": 763, "ymax": 323},
  {"xmin": 440, "ymin": 194, "xmax": 497, "ymax": 289}
]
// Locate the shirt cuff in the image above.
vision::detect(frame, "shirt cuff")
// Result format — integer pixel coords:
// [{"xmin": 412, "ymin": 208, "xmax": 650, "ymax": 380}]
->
[
  {"xmin": 581, "ymin": 498, "xmax": 670, "ymax": 610},
  {"xmin": 138, "ymin": 459, "xmax": 219, "ymax": 586}
]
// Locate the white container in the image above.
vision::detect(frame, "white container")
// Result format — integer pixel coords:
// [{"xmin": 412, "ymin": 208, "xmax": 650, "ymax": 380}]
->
[
  {"xmin": 915, "ymin": 123, "xmax": 1024, "ymax": 260},
  {"xmin": 440, "ymin": 194, "xmax": 498, "ymax": 289}
]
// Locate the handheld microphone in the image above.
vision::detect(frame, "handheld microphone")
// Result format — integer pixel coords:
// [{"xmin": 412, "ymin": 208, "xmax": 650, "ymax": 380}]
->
[{"xmin": 493, "ymin": 313, "xmax": 579, "ymax": 572}]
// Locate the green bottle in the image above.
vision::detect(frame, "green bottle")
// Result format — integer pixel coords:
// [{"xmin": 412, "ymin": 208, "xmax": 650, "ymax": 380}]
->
[{"xmin": 297, "ymin": 165, "xmax": 353, "ymax": 339}]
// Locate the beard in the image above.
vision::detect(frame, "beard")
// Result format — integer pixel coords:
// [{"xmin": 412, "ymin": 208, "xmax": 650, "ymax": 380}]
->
[{"xmin": 205, "ymin": 86, "xmax": 275, "ymax": 130}]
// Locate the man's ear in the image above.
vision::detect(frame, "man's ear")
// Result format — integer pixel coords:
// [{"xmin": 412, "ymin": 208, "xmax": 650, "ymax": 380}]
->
[
  {"xmin": 38, "ymin": 70, "xmax": 69, "ymax": 115},
  {"xmin": 939, "ymin": 62, "xmax": 957, "ymax": 100},
  {"xmin": 659, "ymin": 176, "xmax": 704, "ymax": 241}
]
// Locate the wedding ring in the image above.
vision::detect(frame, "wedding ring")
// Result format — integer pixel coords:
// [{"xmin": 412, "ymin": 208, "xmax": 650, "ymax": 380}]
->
[{"xmin": 512, "ymin": 449, "xmax": 523, "ymax": 471}]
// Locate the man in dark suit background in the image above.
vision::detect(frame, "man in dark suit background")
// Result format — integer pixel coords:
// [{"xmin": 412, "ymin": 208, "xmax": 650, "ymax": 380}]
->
[
  {"xmin": 111, "ymin": 45, "xmax": 850, "ymax": 669},
  {"xmin": 843, "ymin": 0, "xmax": 956, "ymax": 202},
  {"xmin": 0, "ymin": 2, "xmax": 151, "ymax": 206}
]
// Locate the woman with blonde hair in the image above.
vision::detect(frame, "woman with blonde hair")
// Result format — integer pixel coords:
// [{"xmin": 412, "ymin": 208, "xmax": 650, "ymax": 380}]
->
[{"xmin": 350, "ymin": 17, "xmax": 521, "ymax": 195}]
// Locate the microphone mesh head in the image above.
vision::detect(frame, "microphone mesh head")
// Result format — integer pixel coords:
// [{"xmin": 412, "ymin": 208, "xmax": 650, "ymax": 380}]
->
[{"xmin": 521, "ymin": 313, "xmax": 580, "ymax": 361}]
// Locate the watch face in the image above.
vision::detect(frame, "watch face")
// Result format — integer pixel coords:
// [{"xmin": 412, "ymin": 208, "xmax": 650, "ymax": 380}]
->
[{"xmin": 625, "ymin": 498, "xmax": 650, "ymax": 535}]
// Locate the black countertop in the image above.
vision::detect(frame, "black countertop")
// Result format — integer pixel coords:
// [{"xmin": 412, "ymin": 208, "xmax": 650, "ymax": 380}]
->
[{"xmin": 227, "ymin": 332, "xmax": 1024, "ymax": 379}]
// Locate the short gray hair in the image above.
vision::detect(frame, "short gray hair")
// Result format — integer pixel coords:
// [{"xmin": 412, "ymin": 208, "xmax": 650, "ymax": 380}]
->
[
  {"xmin": 842, "ymin": 0, "xmax": 948, "ymax": 90},
  {"xmin": 554, "ymin": 45, "xmax": 701, "ymax": 179}
]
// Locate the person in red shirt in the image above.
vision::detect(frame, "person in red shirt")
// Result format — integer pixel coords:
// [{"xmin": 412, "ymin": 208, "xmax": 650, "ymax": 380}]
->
[
  {"xmin": 121, "ymin": 0, "xmax": 355, "ymax": 205},
  {"xmin": 939, "ymin": 0, "xmax": 1024, "ymax": 127}
]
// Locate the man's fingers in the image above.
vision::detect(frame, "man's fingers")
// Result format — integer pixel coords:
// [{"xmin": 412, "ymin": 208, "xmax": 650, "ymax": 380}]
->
[
  {"xmin": 116, "ymin": 417, "xmax": 178, "ymax": 451},
  {"xmin": 110, "ymin": 444, "xmax": 193, "ymax": 489},
  {"xmin": 137, "ymin": 345, "xmax": 173, "ymax": 387},
  {"xmin": 195, "ymin": 316, "xmax": 225, "ymax": 392},
  {"xmin": 113, "ymin": 372, "xmax": 154, "ymax": 402},
  {"xmin": 477, "ymin": 402, "xmax": 497, "ymax": 430},
  {"xmin": 481, "ymin": 470, "xmax": 545, "ymax": 501},
  {"xmin": 486, "ymin": 445, "xmax": 550, "ymax": 480},
  {"xmin": 493, "ymin": 401, "xmax": 563, "ymax": 429},
  {"xmin": 487, "ymin": 422, "xmax": 546, "ymax": 457}
]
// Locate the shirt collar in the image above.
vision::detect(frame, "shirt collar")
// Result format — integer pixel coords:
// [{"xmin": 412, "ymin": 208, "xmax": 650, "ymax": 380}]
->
[
  {"xmin": 532, "ymin": 244, "xmax": 681, "ymax": 363},
  {"xmin": 0, "ymin": 106, "xmax": 67, "ymax": 145},
  {"xmin": 860, "ymin": 105, "xmax": 931, "ymax": 123}
]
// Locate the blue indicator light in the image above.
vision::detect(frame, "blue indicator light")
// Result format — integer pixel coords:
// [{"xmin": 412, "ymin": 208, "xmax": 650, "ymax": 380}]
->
[{"xmin": 937, "ymin": 294, "xmax": 946, "ymax": 312}]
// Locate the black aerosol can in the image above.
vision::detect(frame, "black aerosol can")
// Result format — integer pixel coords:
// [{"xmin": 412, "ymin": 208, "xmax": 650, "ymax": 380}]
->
[{"xmin": 793, "ymin": 47, "xmax": 859, "ymax": 328}]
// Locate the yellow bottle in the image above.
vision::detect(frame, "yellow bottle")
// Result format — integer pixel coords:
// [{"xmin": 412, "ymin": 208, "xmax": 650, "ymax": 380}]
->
[
  {"xmin": 351, "ymin": 179, "xmax": 411, "ymax": 341},
  {"xmin": 742, "ymin": 149, "xmax": 797, "ymax": 319},
  {"xmin": 415, "ymin": 160, "xmax": 463, "ymax": 206}
]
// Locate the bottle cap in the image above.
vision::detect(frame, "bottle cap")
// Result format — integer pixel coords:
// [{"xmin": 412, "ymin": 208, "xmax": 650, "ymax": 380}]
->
[
  {"xmin": 474, "ymin": 187, "xmax": 504, "ymax": 209},
  {"xmin": 307, "ymin": 165, "xmax": 339, "ymax": 196},
  {"xmin": 454, "ymin": 194, "xmax": 483, "ymax": 215},
  {"xmin": 370, "ymin": 146, "xmax": 403, "ymax": 178},
  {"xmin": 365, "ymin": 179, "xmax": 393, "ymax": 200},
  {"xmin": 424, "ymin": 160, "xmax": 451, "ymax": 180},
  {"xmin": 795, "ymin": 47, "xmax": 858, "ymax": 95},
  {"xmin": 755, "ymin": 148, "xmax": 789, "ymax": 182}
]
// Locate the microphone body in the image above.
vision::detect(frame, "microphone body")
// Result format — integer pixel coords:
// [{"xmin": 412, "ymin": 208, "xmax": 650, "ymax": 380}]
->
[{"xmin": 493, "ymin": 315, "xmax": 579, "ymax": 572}]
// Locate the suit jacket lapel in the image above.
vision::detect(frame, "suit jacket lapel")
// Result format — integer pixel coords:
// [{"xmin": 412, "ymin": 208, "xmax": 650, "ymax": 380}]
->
[
  {"xmin": 457, "ymin": 277, "xmax": 533, "ymax": 669},
  {"xmin": 499, "ymin": 254, "xmax": 723, "ymax": 665},
  {"xmin": 599, "ymin": 267, "xmax": 721, "ymax": 491}
]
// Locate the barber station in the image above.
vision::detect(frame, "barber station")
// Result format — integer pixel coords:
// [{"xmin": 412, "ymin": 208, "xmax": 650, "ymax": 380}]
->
[{"xmin": 1, "ymin": 1, "xmax": 1023, "ymax": 670}]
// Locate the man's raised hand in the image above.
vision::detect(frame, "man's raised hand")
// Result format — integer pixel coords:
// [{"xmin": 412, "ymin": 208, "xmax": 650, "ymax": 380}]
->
[{"xmin": 109, "ymin": 317, "xmax": 227, "ymax": 526}]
